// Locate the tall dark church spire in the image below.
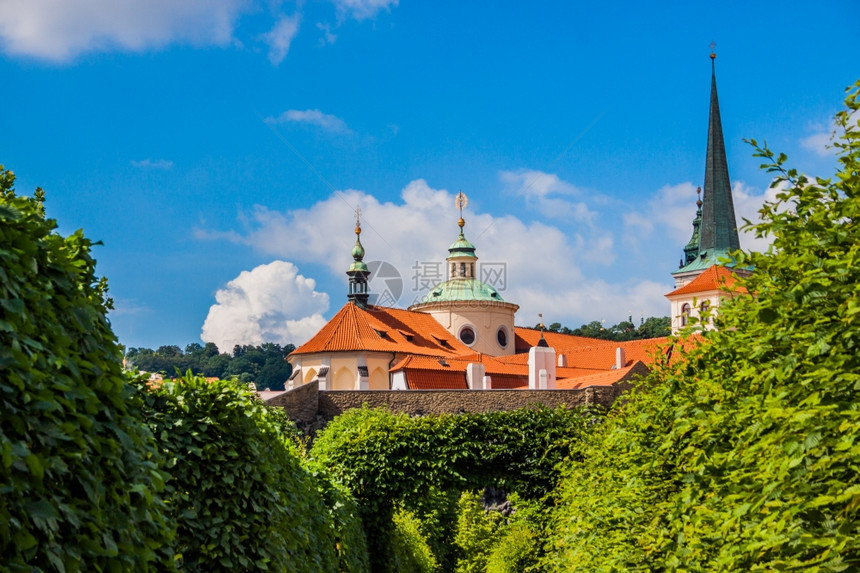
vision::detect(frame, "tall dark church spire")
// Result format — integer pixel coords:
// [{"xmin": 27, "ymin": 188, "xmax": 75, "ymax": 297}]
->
[
  {"xmin": 699, "ymin": 50, "xmax": 740, "ymax": 256},
  {"xmin": 675, "ymin": 49, "xmax": 740, "ymax": 276}
]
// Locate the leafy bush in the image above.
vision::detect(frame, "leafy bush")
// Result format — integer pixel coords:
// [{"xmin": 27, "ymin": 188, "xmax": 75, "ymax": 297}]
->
[
  {"xmin": 139, "ymin": 373, "xmax": 340, "ymax": 571},
  {"xmin": 300, "ymin": 462, "xmax": 371, "ymax": 572},
  {"xmin": 453, "ymin": 491, "xmax": 506, "ymax": 573},
  {"xmin": 548, "ymin": 81, "xmax": 860, "ymax": 571},
  {"xmin": 0, "ymin": 168, "xmax": 174, "ymax": 571},
  {"xmin": 388, "ymin": 507, "xmax": 439, "ymax": 573},
  {"xmin": 485, "ymin": 521, "xmax": 540, "ymax": 573},
  {"xmin": 311, "ymin": 404, "xmax": 593, "ymax": 571}
]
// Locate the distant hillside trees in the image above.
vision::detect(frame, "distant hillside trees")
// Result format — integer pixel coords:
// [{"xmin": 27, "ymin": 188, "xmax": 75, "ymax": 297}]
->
[
  {"xmin": 533, "ymin": 316, "xmax": 670, "ymax": 341},
  {"xmin": 125, "ymin": 342, "xmax": 294, "ymax": 390}
]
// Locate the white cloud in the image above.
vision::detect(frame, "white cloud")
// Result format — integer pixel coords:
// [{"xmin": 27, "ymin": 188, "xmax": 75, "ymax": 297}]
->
[
  {"xmin": 731, "ymin": 180, "xmax": 784, "ymax": 253},
  {"xmin": 316, "ymin": 22, "xmax": 337, "ymax": 45},
  {"xmin": 622, "ymin": 180, "xmax": 775, "ymax": 256},
  {"xmin": 264, "ymin": 108, "xmax": 352, "ymax": 134},
  {"xmin": 201, "ymin": 261, "xmax": 329, "ymax": 352},
  {"xmin": 131, "ymin": 158, "xmax": 173, "ymax": 170},
  {"xmin": 263, "ymin": 13, "xmax": 300, "ymax": 65},
  {"xmin": 196, "ymin": 179, "xmax": 661, "ymax": 328},
  {"xmin": 0, "ymin": 0, "xmax": 245, "ymax": 61},
  {"xmin": 622, "ymin": 182, "xmax": 700, "ymax": 249},
  {"xmin": 109, "ymin": 298, "xmax": 149, "ymax": 316},
  {"xmin": 800, "ymin": 131, "xmax": 832, "ymax": 157},
  {"xmin": 499, "ymin": 168, "xmax": 595, "ymax": 223},
  {"xmin": 332, "ymin": 0, "xmax": 398, "ymax": 21},
  {"xmin": 800, "ymin": 109, "xmax": 860, "ymax": 157}
]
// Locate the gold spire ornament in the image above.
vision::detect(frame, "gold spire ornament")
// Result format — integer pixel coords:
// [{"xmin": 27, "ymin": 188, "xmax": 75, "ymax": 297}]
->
[{"xmin": 455, "ymin": 191, "xmax": 468, "ymax": 229}]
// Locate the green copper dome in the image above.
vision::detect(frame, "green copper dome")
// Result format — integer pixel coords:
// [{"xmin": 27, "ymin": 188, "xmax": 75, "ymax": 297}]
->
[
  {"xmin": 448, "ymin": 231, "xmax": 477, "ymax": 257},
  {"xmin": 347, "ymin": 226, "xmax": 369, "ymax": 273},
  {"xmin": 419, "ymin": 278, "xmax": 505, "ymax": 304},
  {"xmin": 349, "ymin": 237, "xmax": 368, "ymax": 272}
]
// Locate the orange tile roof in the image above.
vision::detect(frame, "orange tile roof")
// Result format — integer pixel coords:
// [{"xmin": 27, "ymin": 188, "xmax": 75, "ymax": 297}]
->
[
  {"xmin": 292, "ymin": 303, "xmax": 470, "ymax": 357},
  {"xmin": 666, "ymin": 265, "xmax": 744, "ymax": 297},
  {"xmin": 556, "ymin": 360, "xmax": 650, "ymax": 389},
  {"xmin": 513, "ymin": 329, "xmax": 616, "ymax": 354},
  {"xmin": 488, "ymin": 374, "xmax": 528, "ymax": 389},
  {"xmin": 294, "ymin": 302, "xmax": 671, "ymax": 392},
  {"xmin": 508, "ymin": 329, "xmax": 670, "ymax": 370},
  {"xmin": 405, "ymin": 369, "xmax": 468, "ymax": 390}
]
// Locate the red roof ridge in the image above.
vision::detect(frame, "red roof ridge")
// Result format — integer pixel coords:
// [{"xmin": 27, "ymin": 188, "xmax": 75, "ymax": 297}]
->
[{"xmin": 666, "ymin": 265, "xmax": 743, "ymax": 297}]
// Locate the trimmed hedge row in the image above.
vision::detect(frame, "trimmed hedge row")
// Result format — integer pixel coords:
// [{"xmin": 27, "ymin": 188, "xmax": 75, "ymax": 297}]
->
[
  {"xmin": 1, "ymin": 168, "xmax": 369, "ymax": 572},
  {"xmin": 138, "ymin": 374, "xmax": 342, "ymax": 571},
  {"xmin": 1, "ymin": 168, "xmax": 173, "ymax": 571}
]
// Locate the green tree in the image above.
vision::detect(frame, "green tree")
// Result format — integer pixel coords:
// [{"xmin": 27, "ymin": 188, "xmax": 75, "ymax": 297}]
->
[
  {"xmin": 548, "ymin": 81, "xmax": 860, "ymax": 571},
  {"xmin": 637, "ymin": 315, "xmax": 670, "ymax": 338},
  {"xmin": 0, "ymin": 167, "xmax": 173, "ymax": 571}
]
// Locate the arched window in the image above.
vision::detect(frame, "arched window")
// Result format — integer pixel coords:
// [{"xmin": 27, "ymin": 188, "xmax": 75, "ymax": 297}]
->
[
  {"xmin": 460, "ymin": 262, "xmax": 466, "ymax": 277},
  {"xmin": 681, "ymin": 303, "xmax": 691, "ymax": 327},
  {"xmin": 700, "ymin": 300, "xmax": 711, "ymax": 323}
]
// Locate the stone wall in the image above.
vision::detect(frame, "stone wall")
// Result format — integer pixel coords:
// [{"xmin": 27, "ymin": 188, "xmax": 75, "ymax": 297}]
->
[
  {"xmin": 266, "ymin": 379, "xmax": 319, "ymax": 424},
  {"xmin": 317, "ymin": 384, "xmax": 629, "ymax": 421},
  {"xmin": 267, "ymin": 379, "xmax": 635, "ymax": 428}
]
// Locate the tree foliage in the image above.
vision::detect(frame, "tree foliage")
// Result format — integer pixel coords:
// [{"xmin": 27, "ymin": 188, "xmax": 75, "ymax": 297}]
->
[
  {"xmin": 126, "ymin": 342, "xmax": 294, "ymax": 390},
  {"xmin": 0, "ymin": 168, "xmax": 173, "ymax": 571},
  {"xmin": 533, "ymin": 316, "xmax": 670, "ymax": 341},
  {"xmin": 138, "ymin": 373, "xmax": 343, "ymax": 572},
  {"xmin": 548, "ymin": 81, "xmax": 860, "ymax": 571}
]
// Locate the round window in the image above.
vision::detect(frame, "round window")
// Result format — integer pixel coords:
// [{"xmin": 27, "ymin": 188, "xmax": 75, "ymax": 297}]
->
[
  {"xmin": 497, "ymin": 327, "xmax": 508, "ymax": 348},
  {"xmin": 459, "ymin": 326, "xmax": 476, "ymax": 345}
]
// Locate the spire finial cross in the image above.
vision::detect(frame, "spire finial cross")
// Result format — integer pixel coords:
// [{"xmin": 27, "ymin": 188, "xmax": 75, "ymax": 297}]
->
[
  {"xmin": 354, "ymin": 205, "xmax": 362, "ymax": 235},
  {"xmin": 455, "ymin": 191, "xmax": 468, "ymax": 230}
]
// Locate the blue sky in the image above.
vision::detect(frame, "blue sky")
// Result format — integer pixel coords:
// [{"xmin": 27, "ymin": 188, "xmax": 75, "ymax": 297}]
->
[{"xmin": 1, "ymin": 0, "xmax": 857, "ymax": 352}]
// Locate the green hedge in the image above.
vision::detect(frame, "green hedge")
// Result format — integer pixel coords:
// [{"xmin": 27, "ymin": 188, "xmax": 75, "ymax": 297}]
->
[
  {"xmin": 311, "ymin": 405, "xmax": 593, "ymax": 571},
  {"xmin": 139, "ymin": 373, "xmax": 343, "ymax": 572},
  {"xmin": 548, "ymin": 81, "xmax": 860, "ymax": 571},
  {"xmin": 0, "ymin": 168, "xmax": 174, "ymax": 571}
]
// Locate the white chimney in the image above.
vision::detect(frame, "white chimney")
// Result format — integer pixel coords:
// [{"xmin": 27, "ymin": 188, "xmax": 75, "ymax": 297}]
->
[
  {"xmin": 529, "ymin": 345, "xmax": 556, "ymax": 389},
  {"xmin": 466, "ymin": 362, "xmax": 486, "ymax": 390},
  {"xmin": 615, "ymin": 347, "xmax": 626, "ymax": 370}
]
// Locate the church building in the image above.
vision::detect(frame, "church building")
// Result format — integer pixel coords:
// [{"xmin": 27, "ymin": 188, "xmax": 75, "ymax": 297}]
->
[
  {"xmin": 665, "ymin": 50, "xmax": 750, "ymax": 333},
  {"xmin": 285, "ymin": 52, "xmax": 744, "ymax": 390},
  {"xmin": 286, "ymin": 209, "xmax": 660, "ymax": 391}
]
